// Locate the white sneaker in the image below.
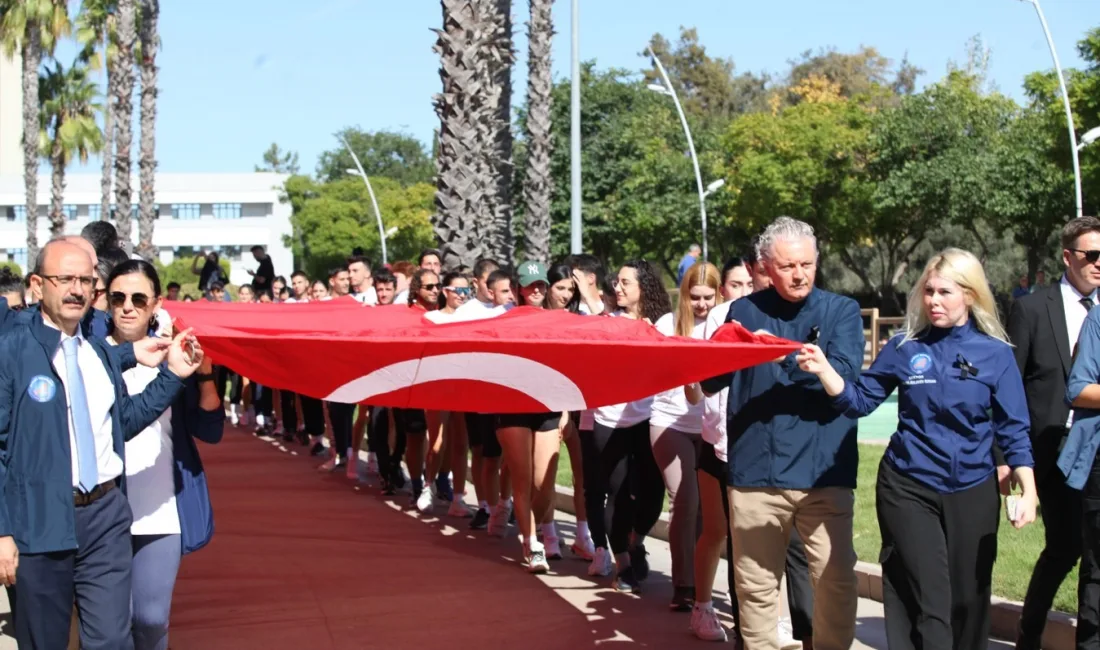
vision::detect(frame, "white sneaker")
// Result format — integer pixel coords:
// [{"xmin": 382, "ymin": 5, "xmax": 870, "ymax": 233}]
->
[
  {"xmin": 570, "ymin": 536, "xmax": 596, "ymax": 561},
  {"xmin": 544, "ymin": 533, "xmax": 563, "ymax": 560},
  {"xmin": 487, "ymin": 501, "xmax": 511, "ymax": 537},
  {"xmin": 229, "ymin": 404, "xmax": 239, "ymax": 427},
  {"xmin": 447, "ymin": 501, "xmax": 472, "ymax": 518},
  {"xmin": 527, "ymin": 543, "xmax": 550, "ymax": 574},
  {"xmin": 345, "ymin": 457, "xmax": 359, "ymax": 480},
  {"xmin": 256, "ymin": 413, "xmax": 265, "ymax": 428},
  {"xmin": 778, "ymin": 617, "xmax": 800, "ymax": 650},
  {"xmin": 416, "ymin": 484, "xmax": 436, "ymax": 513},
  {"xmin": 587, "ymin": 547, "xmax": 613, "ymax": 577},
  {"xmin": 318, "ymin": 456, "xmax": 338, "ymax": 472},
  {"xmin": 690, "ymin": 605, "xmax": 728, "ymax": 643}
]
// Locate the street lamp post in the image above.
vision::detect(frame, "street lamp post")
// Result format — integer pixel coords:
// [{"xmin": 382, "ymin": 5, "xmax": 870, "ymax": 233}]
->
[
  {"xmin": 569, "ymin": 0, "xmax": 582, "ymax": 254},
  {"xmin": 341, "ymin": 136, "xmax": 388, "ymax": 265},
  {"xmin": 1017, "ymin": 0, "xmax": 1083, "ymax": 218},
  {"xmin": 1078, "ymin": 126, "xmax": 1100, "ymax": 152},
  {"xmin": 646, "ymin": 46, "xmax": 717, "ymax": 263}
]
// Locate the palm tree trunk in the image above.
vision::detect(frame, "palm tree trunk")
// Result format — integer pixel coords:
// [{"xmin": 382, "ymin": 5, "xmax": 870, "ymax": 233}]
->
[
  {"xmin": 113, "ymin": 0, "xmax": 137, "ymax": 253},
  {"xmin": 136, "ymin": 0, "xmax": 158, "ymax": 261},
  {"xmin": 433, "ymin": 0, "xmax": 490, "ymax": 269},
  {"xmin": 49, "ymin": 132, "xmax": 65, "ymax": 237},
  {"xmin": 488, "ymin": 0, "xmax": 514, "ymax": 265},
  {"xmin": 22, "ymin": 28, "xmax": 41, "ymax": 263},
  {"xmin": 522, "ymin": 0, "xmax": 553, "ymax": 263},
  {"xmin": 99, "ymin": 17, "xmax": 115, "ymax": 225}
]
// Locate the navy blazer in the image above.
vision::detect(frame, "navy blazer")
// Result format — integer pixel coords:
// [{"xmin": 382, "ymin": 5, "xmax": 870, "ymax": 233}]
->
[
  {"xmin": 166, "ymin": 372, "xmax": 224, "ymax": 554},
  {"xmin": 0, "ymin": 312, "xmax": 183, "ymax": 553}
]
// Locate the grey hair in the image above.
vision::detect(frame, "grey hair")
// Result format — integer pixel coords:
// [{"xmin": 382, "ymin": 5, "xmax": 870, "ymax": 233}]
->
[
  {"xmin": 755, "ymin": 217, "xmax": 817, "ymax": 261},
  {"xmin": 688, "ymin": 243, "xmax": 701, "ymax": 253}
]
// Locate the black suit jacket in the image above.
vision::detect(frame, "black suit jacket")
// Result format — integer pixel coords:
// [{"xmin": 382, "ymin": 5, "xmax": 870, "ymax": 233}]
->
[{"xmin": 1007, "ymin": 283, "xmax": 1075, "ymax": 481}]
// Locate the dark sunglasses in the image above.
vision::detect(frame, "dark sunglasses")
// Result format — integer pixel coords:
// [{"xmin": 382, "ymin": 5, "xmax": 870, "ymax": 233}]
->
[
  {"xmin": 109, "ymin": 291, "xmax": 150, "ymax": 309},
  {"xmin": 1071, "ymin": 248, "xmax": 1100, "ymax": 264},
  {"xmin": 420, "ymin": 283, "xmax": 441, "ymax": 291}
]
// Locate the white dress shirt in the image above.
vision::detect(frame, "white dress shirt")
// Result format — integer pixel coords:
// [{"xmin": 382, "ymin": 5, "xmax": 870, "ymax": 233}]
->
[
  {"xmin": 352, "ymin": 287, "xmax": 378, "ymax": 306},
  {"xmin": 1062, "ymin": 275, "xmax": 1098, "ymax": 427},
  {"xmin": 123, "ymin": 364, "xmax": 180, "ymax": 535},
  {"xmin": 50, "ymin": 328, "xmax": 122, "ymax": 488}
]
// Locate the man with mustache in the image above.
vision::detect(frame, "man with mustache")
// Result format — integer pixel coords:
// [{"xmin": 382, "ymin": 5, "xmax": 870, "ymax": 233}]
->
[{"xmin": 0, "ymin": 239, "xmax": 205, "ymax": 649}]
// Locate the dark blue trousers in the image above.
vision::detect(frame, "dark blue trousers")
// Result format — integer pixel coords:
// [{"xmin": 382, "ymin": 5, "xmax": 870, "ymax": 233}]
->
[{"xmin": 7, "ymin": 486, "xmax": 134, "ymax": 650}]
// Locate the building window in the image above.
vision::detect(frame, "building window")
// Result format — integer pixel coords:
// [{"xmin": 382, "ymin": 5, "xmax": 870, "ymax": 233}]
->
[
  {"xmin": 7, "ymin": 206, "xmax": 25, "ymax": 222},
  {"xmin": 7, "ymin": 248, "xmax": 27, "ymax": 270},
  {"xmin": 213, "ymin": 203, "xmax": 241, "ymax": 220},
  {"xmin": 63, "ymin": 205, "xmax": 77, "ymax": 221},
  {"xmin": 217, "ymin": 246, "xmax": 243, "ymax": 261},
  {"xmin": 88, "ymin": 204, "xmax": 101, "ymax": 221},
  {"xmin": 172, "ymin": 203, "xmax": 200, "ymax": 220}
]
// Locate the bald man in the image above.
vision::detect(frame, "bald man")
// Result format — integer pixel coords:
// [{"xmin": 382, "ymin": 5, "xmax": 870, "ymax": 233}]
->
[{"xmin": 0, "ymin": 239, "xmax": 204, "ymax": 649}]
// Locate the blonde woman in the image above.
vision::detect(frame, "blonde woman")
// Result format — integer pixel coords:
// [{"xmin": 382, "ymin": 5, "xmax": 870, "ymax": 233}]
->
[
  {"xmin": 797, "ymin": 248, "xmax": 1036, "ymax": 650},
  {"xmin": 650, "ymin": 262, "xmax": 723, "ymax": 611}
]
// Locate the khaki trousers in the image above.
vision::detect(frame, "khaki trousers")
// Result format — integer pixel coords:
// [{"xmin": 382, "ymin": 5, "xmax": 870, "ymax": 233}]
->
[{"xmin": 729, "ymin": 487, "xmax": 857, "ymax": 650}]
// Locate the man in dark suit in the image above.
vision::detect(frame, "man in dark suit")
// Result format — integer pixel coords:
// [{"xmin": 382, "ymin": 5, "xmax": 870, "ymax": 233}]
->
[
  {"xmin": 0, "ymin": 239, "xmax": 205, "ymax": 649},
  {"xmin": 1007, "ymin": 216, "xmax": 1100, "ymax": 649}
]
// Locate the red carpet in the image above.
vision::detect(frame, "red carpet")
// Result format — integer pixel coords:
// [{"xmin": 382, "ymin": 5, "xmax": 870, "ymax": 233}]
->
[{"xmin": 168, "ymin": 429, "xmax": 597, "ymax": 649}]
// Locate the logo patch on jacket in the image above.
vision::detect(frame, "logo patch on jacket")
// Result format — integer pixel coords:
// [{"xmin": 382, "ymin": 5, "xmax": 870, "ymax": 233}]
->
[
  {"xmin": 27, "ymin": 375, "xmax": 57, "ymax": 403},
  {"xmin": 909, "ymin": 353, "xmax": 932, "ymax": 374}
]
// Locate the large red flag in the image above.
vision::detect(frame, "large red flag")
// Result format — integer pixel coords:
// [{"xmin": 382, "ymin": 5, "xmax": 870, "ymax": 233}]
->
[{"xmin": 167, "ymin": 299, "xmax": 797, "ymax": 413}]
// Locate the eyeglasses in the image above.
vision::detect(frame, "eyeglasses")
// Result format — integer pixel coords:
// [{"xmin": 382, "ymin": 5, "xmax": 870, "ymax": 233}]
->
[
  {"xmin": 39, "ymin": 275, "xmax": 95, "ymax": 290},
  {"xmin": 1071, "ymin": 248, "xmax": 1100, "ymax": 264},
  {"xmin": 445, "ymin": 287, "xmax": 472, "ymax": 298},
  {"xmin": 421, "ymin": 283, "xmax": 441, "ymax": 291},
  {"xmin": 109, "ymin": 291, "xmax": 150, "ymax": 309}
]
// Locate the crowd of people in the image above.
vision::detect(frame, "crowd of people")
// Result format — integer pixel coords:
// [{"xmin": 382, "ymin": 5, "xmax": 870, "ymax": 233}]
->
[{"xmin": 3, "ymin": 213, "xmax": 1100, "ymax": 649}]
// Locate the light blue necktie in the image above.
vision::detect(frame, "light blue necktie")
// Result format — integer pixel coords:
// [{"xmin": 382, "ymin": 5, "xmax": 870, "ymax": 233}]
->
[{"xmin": 62, "ymin": 338, "xmax": 99, "ymax": 492}]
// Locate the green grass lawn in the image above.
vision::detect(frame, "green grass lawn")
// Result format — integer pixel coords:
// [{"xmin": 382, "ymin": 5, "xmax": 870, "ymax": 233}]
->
[{"xmin": 555, "ymin": 441, "xmax": 1077, "ymax": 613}]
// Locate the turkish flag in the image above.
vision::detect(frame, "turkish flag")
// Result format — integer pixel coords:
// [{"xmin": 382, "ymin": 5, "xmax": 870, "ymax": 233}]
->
[{"xmin": 167, "ymin": 299, "xmax": 798, "ymax": 413}]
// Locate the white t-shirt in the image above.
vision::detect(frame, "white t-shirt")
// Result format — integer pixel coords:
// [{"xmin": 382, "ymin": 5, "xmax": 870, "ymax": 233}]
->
[
  {"xmin": 592, "ymin": 311, "xmax": 661, "ymax": 429},
  {"xmin": 352, "ymin": 287, "xmax": 378, "ymax": 306},
  {"xmin": 123, "ymin": 364, "xmax": 180, "ymax": 536},
  {"xmin": 451, "ymin": 298, "xmax": 509, "ymax": 322},
  {"xmin": 702, "ymin": 301, "xmax": 733, "ymax": 462},
  {"xmin": 649, "ymin": 313, "xmax": 706, "ymax": 434},
  {"xmin": 394, "ymin": 289, "xmax": 409, "ymax": 306}
]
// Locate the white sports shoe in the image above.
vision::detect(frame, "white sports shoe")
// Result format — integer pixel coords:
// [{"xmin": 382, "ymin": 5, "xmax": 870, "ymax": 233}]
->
[
  {"xmin": 587, "ymin": 547, "xmax": 613, "ymax": 577},
  {"xmin": 416, "ymin": 484, "xmax": 436, "ymax": 513},
  {"xmin": 690, "ymin": 605, "xmax": 728, "ymax": 643},
  {"xmin": 447, "ymin": 501, "xmax": 472, "ymax": 518}
]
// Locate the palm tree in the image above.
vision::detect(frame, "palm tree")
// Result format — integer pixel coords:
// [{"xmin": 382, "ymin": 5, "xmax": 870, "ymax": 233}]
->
[
  {"xmin": 75, "ymin": 0, "xmax": 117, "ymax": 229},
  {"xmin": 39, "ymin": 58, "xmax": 104, "ymax": 236},
  {"xmin": 432, "ymin": 0, "xmax": 490, "ymax": 269},
  {"xmin": 135, "ymin": 0, "xmax": 157, "ymax": 260},
  {"xmin": 522, "ymin": 0, "xmax": 553, "ymax": 263},
  {"xmin": 111, "ymin": 0, "xmax": 135, "ymax": 251},
  {"xmin": 0, "ymin": 0, "xmax": 70, "ymax": 262},
  {"xmin": 487, "ymin": 0, "xmax": 514, "ymax": 265}
]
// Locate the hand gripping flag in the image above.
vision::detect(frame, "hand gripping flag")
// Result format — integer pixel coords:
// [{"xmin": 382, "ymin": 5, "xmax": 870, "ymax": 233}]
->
[{"xmin": 168, "ymin": 299, "xmax": 799, "ymax": 413}]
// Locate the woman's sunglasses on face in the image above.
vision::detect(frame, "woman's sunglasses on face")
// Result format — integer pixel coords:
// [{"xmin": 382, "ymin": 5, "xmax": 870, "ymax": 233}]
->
[
  {"xmin": 109, "ymin": 291, "xmax": 150, "ymax": 309},
  {"xmin": 444, "ymin": 286, "xmax": 472, "ymax": 298}
]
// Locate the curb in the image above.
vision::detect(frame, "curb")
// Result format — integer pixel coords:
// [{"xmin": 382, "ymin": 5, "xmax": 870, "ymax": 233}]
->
[{"xmin": 551, "ymin": 483, "xmax": 1077, "ymax": 649}]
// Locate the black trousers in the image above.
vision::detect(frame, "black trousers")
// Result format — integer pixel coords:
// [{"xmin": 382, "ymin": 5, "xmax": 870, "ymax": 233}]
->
[
  {"xmin": 1078, "ymin": 448, "xmax": 1100, "ymax": 649},
  {"xmin": 300, "ymin": 395, "xmax": 325, "ymax": 438},
  {"xmin": 786, "ymin": 528, "xmax": 815, "ymax": 640},
  {"xmin": 1018, "ymin": 466, "xmax": 1082, "ymax": 648},
  {"xmin": 327, "ymin": 401, "xmax": 355, "ymax": 456},
  {"xmin": 8, "ymin": 487, "xmax": 133, "ymax": 650},
  {"xmin": 280, "ymin": 389, "xmax": 298, "ymax": 434},
  {"xmin": 877, "ymin": 459, "xmax": 999, "ymax": 650},
  {"xmin": 581, "ymin": 420, "xmax": 664, "ymax": 555},
  {"xmin": 372, "ymin": 407, "xmax": 407, "ymax": 487},
  {"xmin": 254, "ymin": 384, "xmax": 273, "ymax": 419}
]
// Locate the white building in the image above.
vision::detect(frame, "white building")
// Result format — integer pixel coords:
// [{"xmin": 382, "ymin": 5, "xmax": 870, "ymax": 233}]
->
[
  {"xmin": 0, "ymin": 51, "xmax": 294, "ymax": 288},
  {"xmin": 0, "ymin": 172, "xmax": 293, "ymax": 287}
]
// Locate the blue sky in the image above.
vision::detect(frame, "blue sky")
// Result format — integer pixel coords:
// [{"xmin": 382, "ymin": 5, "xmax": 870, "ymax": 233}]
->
[{"xmin": 100, "ymin": 0, "xmax": 1100, "ymax": 175}]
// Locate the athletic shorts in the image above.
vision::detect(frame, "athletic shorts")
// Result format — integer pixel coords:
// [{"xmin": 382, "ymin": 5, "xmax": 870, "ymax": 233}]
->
[
  {"xmin": 496, "ymin": 412, "xmax": 561, "ymax": 433},
  {"xmin": 464, "ymin": 412, "xmax": 502, "ymax": 459},
  {"xmin": 393, "ymin": 408, "xmax": 427, "ymax": 436},
  {"xmin": 697, "ymin": 440, "xmax": 728, "ymax": 485}
]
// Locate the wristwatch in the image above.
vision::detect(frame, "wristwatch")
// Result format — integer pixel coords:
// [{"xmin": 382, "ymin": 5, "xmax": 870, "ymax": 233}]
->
[{"xmin": 195, "ymin": 372, "xmax": 216, "ymax": 384}]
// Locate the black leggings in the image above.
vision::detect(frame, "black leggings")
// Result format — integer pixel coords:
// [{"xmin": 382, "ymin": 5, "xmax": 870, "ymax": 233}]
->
[
  {"xmin": 581, "ymin": 420, "xmax": 664, "ymax": 555},
  {"xmin": 327, "ymin": 401, "xmax": 355, "ymax": 456},
  {"xmin": 300, "ymin": 395, "xmax": 325, "ymax": 438},
  {"xmin": 280, "ymin": 389, "xmax": 298, "ymax": 433},
  {"xmin": 371, "ymin": 407, "xmax": 407, "ymax": 486}
]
